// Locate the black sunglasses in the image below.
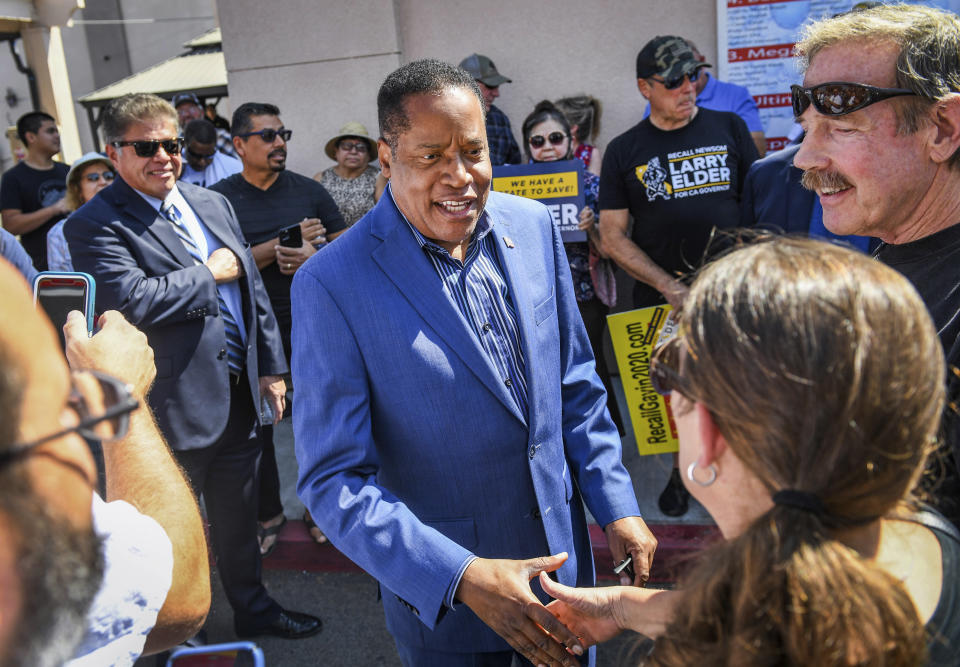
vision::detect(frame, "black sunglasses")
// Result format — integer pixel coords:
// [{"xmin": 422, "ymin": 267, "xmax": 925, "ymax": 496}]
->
[
  {"xmin": 235, "ymin": 128, "xmax": 292, "ymax": 143},
  {"xmin": 186, "ymin": 147, "xmax": 217, "ymax": 161},
  {"xmin": 529, "ymin": 132, "xmax": 567, "ymax": 148},
  {"xmin": 83, "ymin": 171, "xmax": 114, "ymax": 183},
  {"xmin": 111, "ymin": 138, "xmax": 184, "ymax": 158},
  {"xmin": 0, "ymin": 370, "xmax": 139, "ymax": 468},
  {"xmin": 649, "ymin": 337, "xmax": 693, "ymax": 398},
  {"xmin": 651, "ymin": 69, "xmax": 700, "ymax": 90},
  {"xmin": 791, "ymin": 81, "xmax": 917, "ymax": 117}
]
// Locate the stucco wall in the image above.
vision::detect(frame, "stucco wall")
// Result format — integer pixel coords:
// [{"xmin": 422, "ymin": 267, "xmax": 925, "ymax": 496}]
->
[{"xmin": 218, "ymin": 0, "xmax": 718, "ymax": 178}]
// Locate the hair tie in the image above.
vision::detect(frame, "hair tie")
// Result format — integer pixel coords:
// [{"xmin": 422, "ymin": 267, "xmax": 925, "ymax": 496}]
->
[{"xmin": 772, "ymin": 489, "xmax": 825, "ymax": 515}]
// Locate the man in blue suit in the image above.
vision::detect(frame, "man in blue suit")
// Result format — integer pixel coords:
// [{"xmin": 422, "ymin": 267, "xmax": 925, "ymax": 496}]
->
[
  {"xmin": 292, "ymin": 60, "xmax": 655, "ymax": 666},
  {"xmin": 64, "ymin": 93, "xmax": 321, "ymax": 641}
]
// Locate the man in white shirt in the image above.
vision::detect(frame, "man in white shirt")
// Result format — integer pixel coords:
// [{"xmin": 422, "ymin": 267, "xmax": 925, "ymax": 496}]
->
[{"xmin": 0, "ymin": 259, "xmax": 210, "ymax": 666}]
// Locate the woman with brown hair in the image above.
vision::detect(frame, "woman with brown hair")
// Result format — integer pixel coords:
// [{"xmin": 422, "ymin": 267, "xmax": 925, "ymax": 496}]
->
[{"xmin": 540, "ymin": 237, "xmax": 960, "ymax": 665}]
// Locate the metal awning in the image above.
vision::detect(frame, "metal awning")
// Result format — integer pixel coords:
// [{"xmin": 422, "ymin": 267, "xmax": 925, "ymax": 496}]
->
[
  {"xmin": 77, "ymin": 27, "xmax": 227, "ymax": 149},
  {"xmin": 78, "ymin": 50, "xmax": 226, "ymax": 107}
]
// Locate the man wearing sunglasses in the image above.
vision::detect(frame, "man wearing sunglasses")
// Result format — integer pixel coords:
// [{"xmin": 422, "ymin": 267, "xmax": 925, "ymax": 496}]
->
[
  {"xmin": 599, "ymin": 35, "xmax": 758, "ymax": 517},
  {"xmin": 179, "ymin": 119, "xmax": 241, "ymax": 189},
  {"xmin": 642, "ymin": 39, "xmax": 767, "ymax": 158},
  {"xmin": 63, "ymin": 93, "xmax": 322, "ymax": 642},
  {"xmin": 211, "ymin": 101, "xmax": 346, "ymax": 557},
  {"xmin": 0, "ymin": 259, "xmax": 209, "ymax": 665},
  {"xmin": 792, "ymin": 4, "xmax": 960, "ymax": 528},
  {"xmin": 173, "ymin": 92, "xmax": 237, "ymax": 159}
]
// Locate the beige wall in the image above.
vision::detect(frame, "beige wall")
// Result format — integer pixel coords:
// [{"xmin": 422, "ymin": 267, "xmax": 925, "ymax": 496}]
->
[
  {"xmin": 218, "ymin": 0, "xmax": 400, "ymax": 178},
  {"xmin": 218, "ymin": 0, "xmax": 717, "ymax": 178}
]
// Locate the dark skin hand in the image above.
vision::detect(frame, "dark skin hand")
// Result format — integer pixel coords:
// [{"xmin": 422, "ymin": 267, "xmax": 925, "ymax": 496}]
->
[
  {"xmin": 456, "ymin": 552, "xmax": 584, "ymax": 666},
  {"xmin": 603, "ymin": 516, "xmax": 658, "ymax": 586}
]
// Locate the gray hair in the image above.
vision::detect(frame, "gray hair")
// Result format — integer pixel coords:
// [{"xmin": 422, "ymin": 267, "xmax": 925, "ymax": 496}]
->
[
  {"xmin": 100, "ymin": 93, "xmax": 178, "ymax": 145},
  {"xmin": 797, "ymin": 3, "xmax": 960, "ymax": 166}
]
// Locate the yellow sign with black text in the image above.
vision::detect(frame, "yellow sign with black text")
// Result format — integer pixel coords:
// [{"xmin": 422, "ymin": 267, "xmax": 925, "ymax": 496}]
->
[
  {"xmin": 607, "ymin": 305, "xmax": 680, "ymax": 456},
  {"xmin": 491, "ymin": 170, "xmax": 580, "ymax": 199}
]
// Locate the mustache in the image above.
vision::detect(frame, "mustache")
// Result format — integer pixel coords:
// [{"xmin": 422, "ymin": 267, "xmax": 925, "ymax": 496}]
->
[
  {"xmin": 269, "ymin": 149, "xmax": 287, "ymax": 159},
  {"xmin": 800, "ymin": 169, "xmax": 852, "ymax": 193}
]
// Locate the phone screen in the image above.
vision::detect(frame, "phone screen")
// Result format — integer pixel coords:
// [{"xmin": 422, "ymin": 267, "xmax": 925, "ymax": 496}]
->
[{"xmin": 36, "ymin": 277, "xmax": 89, "ymax": 348}]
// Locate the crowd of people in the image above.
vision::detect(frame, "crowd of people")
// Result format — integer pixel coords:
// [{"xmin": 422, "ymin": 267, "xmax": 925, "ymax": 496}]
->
[{"xmin": 1, "ymin": 2, "xmax": 960, "ymax": 665}]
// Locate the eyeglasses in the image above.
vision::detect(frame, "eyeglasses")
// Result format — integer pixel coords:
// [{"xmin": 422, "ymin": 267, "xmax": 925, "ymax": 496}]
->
[
  {"xmin": 791, "ymin": 82, "xmax": 918, "ymax": 117},
  {"xmin": 111, "ymin": 138, "xmax": 184, "ymax": 158},
  {"xmin": 186, "ymin": 147, "xmax": 217, "ymax": 161},
  {"xmin": 649, "ymin": 337, "xmax": 693, "ymax": 398},
  {"xmin": 0, "ymin": 370, "xmax": 139, "ymax": 468},
  {"xmin": 338, "ymin": 141, "xmax": 368, "ymax": 153},
  {"xmin": 83, "ymin": 171, "xmax": 115, "ymax": 183},
  {"xmin": 528, "ymin": 132, "xmax": 568, "ymax": 148},
  {"xmin": 650, "ymin": 69, "xmax": 700, "ymax": 90},
  {"xmin": 235, "ymin": 128, "xmax": 292, "ymax": 143}
]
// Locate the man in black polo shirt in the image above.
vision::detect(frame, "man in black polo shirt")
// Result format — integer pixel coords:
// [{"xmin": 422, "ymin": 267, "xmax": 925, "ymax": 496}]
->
[
  {"xmin": 0, "ymin": 111, "xmax": 70, "ymax": 270},
  {"xmin": 210, "ymin": 102, "xmax": 346, "ymax": 553}
]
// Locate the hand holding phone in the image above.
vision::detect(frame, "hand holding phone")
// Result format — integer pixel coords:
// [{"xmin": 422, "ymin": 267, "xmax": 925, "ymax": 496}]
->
[
  {"xmin": 278, "ymin": 223, "xmax": 303, "ymax": 248},
  {"xmin": 33, "ymin": 272, "xmax": 96, "ymax": 348}
]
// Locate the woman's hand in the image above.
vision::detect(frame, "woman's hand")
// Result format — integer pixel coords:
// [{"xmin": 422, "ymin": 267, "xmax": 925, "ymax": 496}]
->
[
  {"xmin": 539, "ymin": 572, "xmax": 625, "ymax": 648},
  {"xmin": 578, "ymin": 206, "xmax": 596, "ymax": 232}
]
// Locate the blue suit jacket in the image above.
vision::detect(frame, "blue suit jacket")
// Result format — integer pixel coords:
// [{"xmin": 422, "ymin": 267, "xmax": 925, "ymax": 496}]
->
[
  {"xmin": 64, "ymin": 177, "xmax": 286, "ymax": 451},
  {"xmin": 291, "ymin": 191, "xmax": 640, "ymax": 653},
  {"xmin": 740, "ymin": 144, "xmax": 814, "ymax": 233}
]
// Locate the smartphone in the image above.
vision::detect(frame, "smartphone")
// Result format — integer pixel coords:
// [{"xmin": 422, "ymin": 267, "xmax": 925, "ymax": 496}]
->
[
  {"xmin": 33, "ymin": 272, "xmax": 96, "ymax": 348},
  {"xmin": 278, "ymin": 223, "xmax": 302, "ymax": 248}
]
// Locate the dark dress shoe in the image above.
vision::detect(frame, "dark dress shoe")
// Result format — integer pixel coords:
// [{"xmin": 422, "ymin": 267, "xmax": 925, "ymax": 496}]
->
[
  {"xmin": 236, "ymin": 609, "xmax": 323, "ymax": 640},
  {"xmin": 658, "ymin": 467, "xmax": 690, "ymax": 517}
]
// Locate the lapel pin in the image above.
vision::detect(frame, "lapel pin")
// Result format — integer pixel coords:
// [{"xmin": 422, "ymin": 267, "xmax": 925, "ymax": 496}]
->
[{"xmin": 503, "ymin": 236, "xmax": 515, "ymax": 248}]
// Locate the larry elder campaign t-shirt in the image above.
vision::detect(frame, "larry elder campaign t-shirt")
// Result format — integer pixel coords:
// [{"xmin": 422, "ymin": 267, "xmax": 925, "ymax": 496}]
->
[{"xmin": 599, "ymin": 108, "xmax": 757, "ymax": 307}]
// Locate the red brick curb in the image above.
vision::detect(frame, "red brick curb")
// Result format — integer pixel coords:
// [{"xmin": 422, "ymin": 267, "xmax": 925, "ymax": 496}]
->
[{"xmin": 264, "ymin": 520, "xmax": 720, "ymax": 584}]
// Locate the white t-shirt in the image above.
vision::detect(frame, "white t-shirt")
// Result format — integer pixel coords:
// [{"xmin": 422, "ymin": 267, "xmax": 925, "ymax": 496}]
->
[{"xmin": 67, "ymin": 494, "xmax": 174, "ymax": 666}]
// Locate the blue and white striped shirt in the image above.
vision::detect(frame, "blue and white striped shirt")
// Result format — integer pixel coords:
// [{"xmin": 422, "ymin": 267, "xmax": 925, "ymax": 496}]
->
[{"xmin": 391, "ymin": 191, "xmax": 528, "ymax": 420}]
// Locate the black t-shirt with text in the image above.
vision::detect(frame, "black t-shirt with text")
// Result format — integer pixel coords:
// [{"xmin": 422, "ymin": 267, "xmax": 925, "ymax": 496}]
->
[
  {"xmin": 210, "ymin": 170, "xmax": 346, "ymax": 358},
  {"xmin": 600, "ymin": 108, "xmax": 758, "ymax": 307},
  {"xmin": 876, "ymin": 223, "xmax": 960, "ymax": 527},
  {"xmin": 0, "ymin": 160, "xmax": 70, "ymax": 271}
]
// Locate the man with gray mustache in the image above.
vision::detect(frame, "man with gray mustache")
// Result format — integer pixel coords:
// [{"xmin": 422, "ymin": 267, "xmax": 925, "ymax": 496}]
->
[{"xmin": 793, "ymin": 4, "xmax": 960, "ymax": 526}]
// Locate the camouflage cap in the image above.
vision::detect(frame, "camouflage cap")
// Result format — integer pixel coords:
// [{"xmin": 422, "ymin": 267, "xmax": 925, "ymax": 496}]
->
[{"xmin": 636, "ymin": 36, "xmax": 711, "ymax": 80}]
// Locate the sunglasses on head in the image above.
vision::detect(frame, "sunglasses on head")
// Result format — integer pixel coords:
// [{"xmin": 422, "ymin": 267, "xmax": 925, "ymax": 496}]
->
[
  {"xmin": 651, "ymin": 69, "xmax": 700, "ymax": 90},
  {"xmin": 791, "ymin": 81, "xmax": 917, "ymax": 117},
  {"xmin": 649, "ymin": 337, "xmax": 693, "ymax": 398},
  {"xmin": 83, "ymin": 170, "xmax": 114, "ymax": 183},
  {"xmin": 111, "ymin": 138, "xmax": 184, "ymax": 158},
  {"xmin": 235, "ymin": 128, "xmax": 292, "ymax": 143},
  {"xmin": 528, "ymin": 132, "xmax": 567, "ymax": 148}
]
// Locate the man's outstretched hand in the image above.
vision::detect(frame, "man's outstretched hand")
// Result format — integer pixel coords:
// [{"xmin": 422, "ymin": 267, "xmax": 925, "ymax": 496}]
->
[{"xmin": 455, "ymin": 553, "xmax": 584, "ymax": 667}]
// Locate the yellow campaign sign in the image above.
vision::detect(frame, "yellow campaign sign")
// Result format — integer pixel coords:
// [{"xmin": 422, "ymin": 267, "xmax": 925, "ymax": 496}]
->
[
  {"xmin": 607, "ymin": 305, "xmax": 680, "ymax": 456},
  {"xmin": 491, "ymin": 171, "xmax": 579, "ymax": 199}
]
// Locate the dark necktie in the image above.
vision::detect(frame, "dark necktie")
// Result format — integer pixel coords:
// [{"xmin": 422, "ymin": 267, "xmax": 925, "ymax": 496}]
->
[{"xmin": 162, "ymin": 201, "xmax": 245, "ymax": 376}]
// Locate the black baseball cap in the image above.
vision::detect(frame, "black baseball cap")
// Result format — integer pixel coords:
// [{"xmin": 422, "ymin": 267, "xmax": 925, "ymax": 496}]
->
[{"xmin": 636, "ymin": 36, "xmax": 711, "ymax": 80}]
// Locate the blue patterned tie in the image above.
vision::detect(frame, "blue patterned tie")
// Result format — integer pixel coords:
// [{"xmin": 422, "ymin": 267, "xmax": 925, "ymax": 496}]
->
[{"xmin": 162, "ymin": 202, "xmax": 245, "ymax": 376}]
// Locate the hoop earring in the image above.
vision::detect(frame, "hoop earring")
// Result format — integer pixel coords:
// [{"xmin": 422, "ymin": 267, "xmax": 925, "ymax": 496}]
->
[{"xmin": 686, "ymin": 461, "xmax": 717, "ymax": 487}]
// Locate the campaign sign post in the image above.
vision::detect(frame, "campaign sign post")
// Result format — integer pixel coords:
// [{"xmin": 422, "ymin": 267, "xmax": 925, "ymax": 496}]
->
[
  {"xmin": 607, "ymin": 305, "xmax": 680, "ymax": 456},
  {"xmin": 492, "ymin": 159, "xmax": 586, "ymax": 242}
]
